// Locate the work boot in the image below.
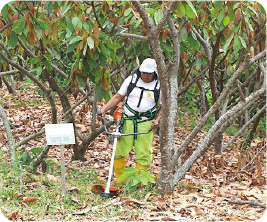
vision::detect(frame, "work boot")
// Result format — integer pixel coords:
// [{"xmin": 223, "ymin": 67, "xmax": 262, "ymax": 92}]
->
[
  {"xmin": 114, "ymin": 158, "xmax": 125, "ymax": 180},
  {"xmin": 136, "ymin": 162, "xmax": 147, "ymax": 171}
]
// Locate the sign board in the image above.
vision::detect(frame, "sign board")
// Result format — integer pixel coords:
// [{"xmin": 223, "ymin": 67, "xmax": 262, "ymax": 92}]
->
[{"xmin": 45, "ymin": 123, "xmax": 76, "ymax": 145}]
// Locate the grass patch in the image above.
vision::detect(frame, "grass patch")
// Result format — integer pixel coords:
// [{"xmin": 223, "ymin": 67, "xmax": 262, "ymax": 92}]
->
[{"xmin": 0, "ymin": 150, "xmax": 156, "ymax": 221}]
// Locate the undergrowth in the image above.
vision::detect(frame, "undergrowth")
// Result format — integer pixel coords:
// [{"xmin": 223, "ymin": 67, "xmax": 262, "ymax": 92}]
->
[{"xmin": 0, "ymin": 150, "xmax": 155, "ymax": 221}]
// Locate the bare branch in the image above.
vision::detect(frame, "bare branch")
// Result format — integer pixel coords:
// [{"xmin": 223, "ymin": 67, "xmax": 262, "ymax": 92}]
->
[
  {"xmin": 228, "ymin": 199, "xmax": 266, "ymax": 208},
  {"xmin": 16, "ymin": 129, "xmax": 45, "ymax": 147},
  {"xmin": 222, "ymin": 104, "xmax": 266, "ymax": 152},
  {"xmin": 18, "ymin": 37, "xmax": 35, "ymax": 58},
  {"xmin": 191, "ymin": 26, "xmax": 212, "ymax": 64},
  {"xmin": 117, "ymin": 29, "xmax": 149, "ymax": 41},
  {"xmin": 0, "ymin": 70, "xmax": 20, "ymax": 77},
  {"xmin": 235, "ymin": 79, "xmax": 246, "ymax": 101}
]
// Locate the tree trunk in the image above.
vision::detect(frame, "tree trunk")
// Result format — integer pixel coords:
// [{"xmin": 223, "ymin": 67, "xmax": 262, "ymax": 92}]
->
[
  {"xmin": 2, "ymin": 76, "xmax": 16, "ymax": 94},
  {"xmin": 0, "ymin": 103, "xmax": 15, "ymax": 165}
]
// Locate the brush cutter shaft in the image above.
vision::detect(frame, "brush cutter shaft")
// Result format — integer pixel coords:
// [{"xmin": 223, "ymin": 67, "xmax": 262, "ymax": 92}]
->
[{"xmin": 104, "ymin": 123, "xmax": 119, "ymax": 194}]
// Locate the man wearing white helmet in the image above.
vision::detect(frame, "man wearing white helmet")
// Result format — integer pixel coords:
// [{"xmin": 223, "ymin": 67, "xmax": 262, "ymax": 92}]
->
[{"xmin": 99, "ymin": 58, "xmax": 161, "ymax": 180}]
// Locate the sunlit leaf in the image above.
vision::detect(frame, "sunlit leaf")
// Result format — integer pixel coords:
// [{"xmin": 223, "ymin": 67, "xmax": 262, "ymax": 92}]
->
[
  {"xmin": 87, "ymin": 36, "xmax": 94, "ymax": 49},
  {"xmin": 13, "ymin": 18, "xmax": 26, "ymax": 34}
]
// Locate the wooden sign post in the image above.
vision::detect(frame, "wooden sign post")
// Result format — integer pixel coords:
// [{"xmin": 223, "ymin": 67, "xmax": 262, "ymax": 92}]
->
[{"xmin": 45, "ymin": 123, "xmax": 76, "ymax": 198}]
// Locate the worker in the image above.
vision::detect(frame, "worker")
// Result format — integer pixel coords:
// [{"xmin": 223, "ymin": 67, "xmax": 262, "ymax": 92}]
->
[{"xmin": 98, "ymin": 58, "xmax": 161, "ymax": 179}]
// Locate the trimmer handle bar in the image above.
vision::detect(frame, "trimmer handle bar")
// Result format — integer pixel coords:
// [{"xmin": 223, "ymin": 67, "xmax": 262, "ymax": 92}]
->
[{"xmin": 101, "ymin": 117, "xmax": 152, "ymax": 138}]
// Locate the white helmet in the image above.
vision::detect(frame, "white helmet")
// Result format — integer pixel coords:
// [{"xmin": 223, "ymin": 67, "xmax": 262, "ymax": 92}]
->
[{"xmin": 139, "ymin": 58, "xmax": 157, "ymax": 73}]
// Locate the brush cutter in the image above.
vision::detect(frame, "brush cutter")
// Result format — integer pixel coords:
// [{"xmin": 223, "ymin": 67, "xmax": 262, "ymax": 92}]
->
[{"xmin": 92, "ymin": 105, "xmax": 152, "ymax": 198}]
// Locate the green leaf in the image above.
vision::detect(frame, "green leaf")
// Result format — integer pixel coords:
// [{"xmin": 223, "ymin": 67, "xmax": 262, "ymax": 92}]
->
[
  {"xmin": 65, "ymin": 17, "xmax": 74, "ymax": 32},
  {"xmin": 99, "ymin": 42, "xmax": 108, "ymax": 58},
  {"xmin": 37, "ymin": 18, "xmax": 49, "ymax": 30},
  {"xmin": 13, "ymin": 18, "xmax": 26, "ymax": 34},
  {"xmin": 67, "ymin": 41, "xmax": 80, "ymax": 53},
  {"xmin": 121, "ymin": 167, "xmax": 138, "ymax": 174},
  {"xmin": 34, "ymin": 67, "xmax": 42, "ymax": 77},
  {"xmin": 34, "ymin": 25, "xmax": 43, "ymax": 40},
  {"xmin": 140, "ymin": 170, "xmax": 155, "ymax": 183},
  {"xmin": 69, "ymin": 36, "xmax": 82, "ymax": 44},
  {"xmin": 117, "ymin": 168, "xmax": 138, "ymax": 183},
  {"xmin": 186, "ymin": 4, "xmax": 196, "ymax": 19},
  {"xmin": 223, "ymin": 16, "xmax": 230, "ymax": 26},
  {"xmin": 154, "ymin": 9, "xmax": 163, "ymax": 25},
  {"xmin": 187, "ymin": 34, "xmax": 200, "ymax": 50},
  {"xmin": 94, "ymin": 68, "xmax": 104, "ymax": 82},
  {"xmin": 214, "ymin": 1, "xmax": 223, "ymax": 13},
  {"xmin": 238, "ymin": 36, "xmax": 247, "ymax": 49},
  {"xmin": 233, "ymin": 35, "xmax": 241, "ymax": 53},
  {"xmin": 223, "ymin": 32, "xmax": 234, "ymax": 51},
  {"xmin": 177, "ymin": 1, "xmax": 185, "ymax": 17},
  {"xmin": 30, "ymin": 147, "xmax": 43, "ymax": 154},
  {"xmin": 61, "ymin": 4, "xmax": 71, "ymax": 15},
  {"xmin": 218, "ymin": 10, "xmax": 225, "ymax": 23},
  {"xmin": 186, "ymin": 1, "xmax": 197, "ymax": 18},
  {"xmin": 72, "ymin": 17, "xmax": 82, "ymax": 29},
  {"xmin": 87, "ymin": 36, "xmax": 94, "ymax": 49},
  {"xmin": 135, "ymin": 18, "xmax": 143, "ymax": 28},
  {"xmin": 108, "ymin": 42, "xmax": 121, "ymax": 50},
  {"xmin": 76, "ymin": 73, "xmax": 86, "ymax": 88},
  {"xmin": 9, "ymin": 31, "xmax": 18, "ymax": 47},
  {"xmin": 140, "ymin": 173, "xmax": 148, "ymax": 186},
  {"xmin": 130, "ymin": 177, "xmax": 141, "ymax": 187},
  {"xmin": 1, "ymin": 4, "xmax": 9, "ymax": 18},
  {"xmin": 19, "ymin": 151, "xmax": 32, "ymax": 166},
  {"xmin": 180, "ymin": 27, "xmax": 188, "ymax": 42},
  {"xmin": 124, "ymin": 7, "xmax": 132, "ymax": 17},
  {"xmin": 146, "ymin": 8, "xmax": 155, "ymax": 15},
  {"xmin": 196, "ymin": 58, "xmax": 203, "ymax": 70}
]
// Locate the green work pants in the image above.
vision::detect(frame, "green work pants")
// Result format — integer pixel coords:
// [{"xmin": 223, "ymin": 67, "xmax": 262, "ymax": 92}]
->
[{"xmin": 115, "ymin": 119, "xmax": 153, "ymax": 166}]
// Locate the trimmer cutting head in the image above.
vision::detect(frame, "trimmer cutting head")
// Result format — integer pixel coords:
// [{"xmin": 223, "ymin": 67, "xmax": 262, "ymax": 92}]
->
[{"xmin": 91, "ymin": 184, "xmax": 121, "ymax": 198}]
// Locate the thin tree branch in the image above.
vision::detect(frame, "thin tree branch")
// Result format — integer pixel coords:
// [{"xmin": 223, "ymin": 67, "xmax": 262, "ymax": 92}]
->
[
  {"xmin": 16, "ymin": 129, "xmax": 45, "ymax": 147},
  {"xmin": 228, "ymin": 199, "xmax": 266, "ymax": 208},
  {"xmin": 240, "ymin": 144, "xmax": 266, "ymax": 171},
  {"xmin": 235, "ymin": 79, "xmax": 246, "ymax": 101},
  {"xmin": 222, "ymin": 104, "xmax": 266, "ymax": 152},
  {"xmin": 155, "ymin": 1, "xmax": 178, "ymax": 36},
  {"xmin": 191, "ymin": 26, "xmax": 212, "ymax": 64},
  {"xmin": 0, "ymin": 70, "xmax": 20, "ymax": 77},
  {"xmin": 117, "ymin": 29, "xmax": 149, "ymax": 41}
]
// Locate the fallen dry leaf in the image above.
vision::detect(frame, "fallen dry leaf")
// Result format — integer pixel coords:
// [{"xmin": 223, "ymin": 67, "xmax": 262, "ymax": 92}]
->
[
  {"xmin": 22, "ymin": 197, "xmax": 40, "ymax": 204},
  {"xmin": 7, "ymin": 211, "xmax": 19, "ymax": 220},
  {"xmin": 120, "ymin": 197, "xmax": 145, "ymax": 205},
  {"xmin": 14, "ymin": 193, "xmax": 24, "ymax": 198}
]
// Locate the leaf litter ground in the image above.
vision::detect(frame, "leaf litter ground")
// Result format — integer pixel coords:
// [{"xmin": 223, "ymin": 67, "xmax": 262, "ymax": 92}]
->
[{"xmin": 0, "ymin": 82, "xmax": 266, "ymax": 221}]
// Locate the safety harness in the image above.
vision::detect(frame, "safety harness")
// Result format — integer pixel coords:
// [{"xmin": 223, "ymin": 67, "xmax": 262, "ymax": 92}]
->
[{"xmin": 121, "ymin": 68, "xmax": 160, "ymax": 139}]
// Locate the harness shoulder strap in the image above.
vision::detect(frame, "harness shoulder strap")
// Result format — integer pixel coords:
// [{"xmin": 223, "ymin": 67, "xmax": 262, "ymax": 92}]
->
[
  {"xmin": 126, "ymin": 69, "xmax": 141, "ymax": 96},
  {"xmin": 154, "ymin": 80, "xmax": 160, "ymax": 104}
]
